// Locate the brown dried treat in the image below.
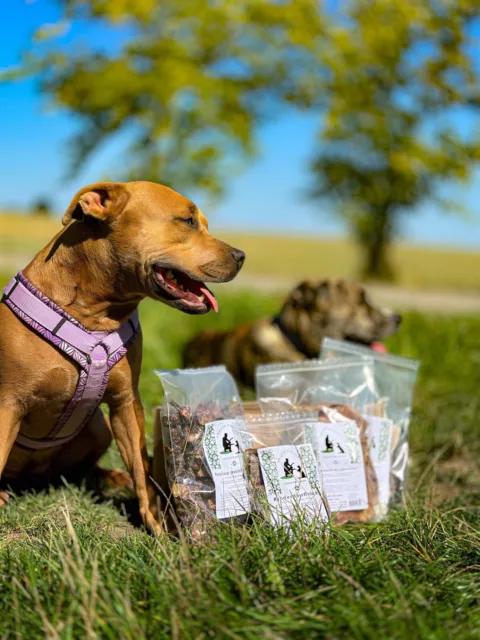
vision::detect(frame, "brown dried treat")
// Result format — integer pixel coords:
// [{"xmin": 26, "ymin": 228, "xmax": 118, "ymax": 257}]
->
[
  {"xmin": 242, "ymin": 401, "xmax": 263, "ymax": 416},
  {"xmin": 244, "ymin": 448, "xmax": 269, "ymax": 519},
  {"xmin": 159, "ymin": 400, "xmax": 244, "ymax": 539},
  {"xmin": 241, "ymin": 404, "xmax": 376, "ymax": 525},
  {"xmin": 303, "ymin": 403, "xmax": 379, "ymax": 525},
  {"xmin": 353, "ymin": 399, "xmax": 403, "ymax": 512}
]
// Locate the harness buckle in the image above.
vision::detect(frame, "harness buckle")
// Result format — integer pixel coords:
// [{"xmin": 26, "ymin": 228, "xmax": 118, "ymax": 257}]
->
[{"xmin": 90, "ymin": 343, "xmax": 109, "ymax": 368}]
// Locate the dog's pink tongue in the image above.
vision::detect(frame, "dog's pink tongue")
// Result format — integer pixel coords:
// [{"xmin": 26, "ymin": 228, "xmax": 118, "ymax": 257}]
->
[
  {"xmin": 371, "ymin": 341, "xmax": 387, "ymax": 354},
  {"xmin": 200, "ymin": 286, "xmax": 218, "ymax": 313}
]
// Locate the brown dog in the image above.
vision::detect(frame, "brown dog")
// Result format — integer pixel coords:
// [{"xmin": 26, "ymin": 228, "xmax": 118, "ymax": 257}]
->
[
  {"xmin": 0, "ymin": 181, "xmax": 245, "ymax": 533},
  {"xmin": 183, "ymin": 279, "xmax": 401, "ymax": 388}
]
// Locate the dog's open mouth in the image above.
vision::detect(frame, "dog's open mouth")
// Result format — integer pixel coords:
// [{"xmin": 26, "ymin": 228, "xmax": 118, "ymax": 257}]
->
[{"xmin": 152, "ymin": 265, "xmax": 218, "ymax": 313}]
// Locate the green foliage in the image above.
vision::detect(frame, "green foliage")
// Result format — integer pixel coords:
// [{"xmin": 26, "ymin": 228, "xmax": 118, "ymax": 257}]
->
[
  {"xmin": 310, "ymin": 0, "xmax": 480, "ymax": 279},
  {"xmin": 11, "ymin": 0, "xmax": 324, "ymax": 195},
  {"xmin": 30, "ymin": 197, "xmax": 53, "ymax": 217},
  {"xmin": 3, "ymin": 1, "xmax": 480, "ymax": 280},
  {"xmin": 0, "ymin": 293, "xmax": 479, "ymax": 638}
]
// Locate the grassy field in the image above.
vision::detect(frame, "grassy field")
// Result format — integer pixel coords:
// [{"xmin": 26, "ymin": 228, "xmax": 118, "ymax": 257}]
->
[
  {"xmin": 3, "ymin": 212, "xmax": 480, "ymax": 290},
  {"xmin": 0, "ymin": 280, "xmax": 479, "ymax": 638}
]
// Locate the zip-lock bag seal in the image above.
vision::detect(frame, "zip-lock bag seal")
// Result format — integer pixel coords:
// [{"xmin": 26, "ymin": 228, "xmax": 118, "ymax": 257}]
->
[{"xmin": 255, "ymin": 357, "xmax": 377, "ymax": 414}]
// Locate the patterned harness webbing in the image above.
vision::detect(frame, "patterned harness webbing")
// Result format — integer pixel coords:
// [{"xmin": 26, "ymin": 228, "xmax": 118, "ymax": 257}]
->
[{"xmin": 1, "ymin": 272, "xmax": 140, "ymax": 450}]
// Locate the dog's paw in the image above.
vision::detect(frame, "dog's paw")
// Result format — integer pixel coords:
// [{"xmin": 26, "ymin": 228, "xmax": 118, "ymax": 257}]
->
[
  {"xmin": 141, "ymin": 509, "xmax": 163, "ymax": 536},
  {"xmin": 96, "ymin": 467, "xmax": 134, "ymax": 490},
  {"xmin": 0, "ymin": 491, "xmax": 10, "ymax": 507}
]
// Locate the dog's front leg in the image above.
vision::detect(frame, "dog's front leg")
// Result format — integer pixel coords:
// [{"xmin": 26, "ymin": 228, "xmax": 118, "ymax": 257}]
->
[
  {"xmin": 108, "ymin": 395, "xmax": 161, "ymax": 535},
  {"xmin": 132, "ymin": 393, "xmax": 161, "ymax": 519},
  {"xmin": 0, "ymin": 405, "xmax": 22, "ymax": 504}
]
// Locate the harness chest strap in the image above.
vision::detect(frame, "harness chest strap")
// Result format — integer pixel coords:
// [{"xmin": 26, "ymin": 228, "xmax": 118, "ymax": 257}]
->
[{"xmin": 2, "ymin": 272, "xmax": 140, "ymax": 450}]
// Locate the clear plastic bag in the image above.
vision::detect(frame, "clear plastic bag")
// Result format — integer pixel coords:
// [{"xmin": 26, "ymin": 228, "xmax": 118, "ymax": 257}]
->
[
  {"xmin": 254, "ymin": 359, "xmax": 380, "ymax": 523},
  {"xmin": 255, "ymin": 357, "xmax": 377, "ymax": 413},
  {"xmin": 321, "ymin": 338, "xmax": 420, "ymax": 516},
  {"xmin": 239, "ymin": 407, "xmax": 379, "ymax": 525},
  {"xmin": 155, "ymin": 366, "xmax": 249, "ymax": 540},
  {"xmin": 237, "ymin": 410, "xmax": 329, "ymax": 528}
]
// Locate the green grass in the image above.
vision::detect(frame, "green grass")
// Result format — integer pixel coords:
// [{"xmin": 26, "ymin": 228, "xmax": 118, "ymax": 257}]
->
[
  {"xmin": 0, "ymin": 282, "xmax": 479, "ymax": 638},
  {"xmin": 4, "ymin": 212, "xmax": 480, "ymax": 290}
]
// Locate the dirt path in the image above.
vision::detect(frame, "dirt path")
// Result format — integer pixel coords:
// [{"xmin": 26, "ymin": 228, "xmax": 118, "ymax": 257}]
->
[{"xmin": 3, "ymin": 254, "xmax": 480, "ymax": 314}]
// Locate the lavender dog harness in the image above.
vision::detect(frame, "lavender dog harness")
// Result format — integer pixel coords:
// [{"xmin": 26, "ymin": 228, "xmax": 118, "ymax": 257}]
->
[{"xmin": 2, "ymin": 272, "xmax": 140, "ymax": 450}]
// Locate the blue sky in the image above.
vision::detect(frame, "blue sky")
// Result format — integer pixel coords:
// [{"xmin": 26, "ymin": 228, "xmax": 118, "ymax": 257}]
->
[{"xmin": 1, "ymin": 0, "xmax": 480, "ymax": 248}]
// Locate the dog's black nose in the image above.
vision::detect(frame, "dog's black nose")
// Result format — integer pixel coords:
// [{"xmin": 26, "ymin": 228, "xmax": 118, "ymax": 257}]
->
[
  {"xmin": 231, "ymin": 248, "xmax": 245, "ymax": 267},
  {"xmin": 393, "ymin": 313, "xmax": 402, "ymax": 327}
]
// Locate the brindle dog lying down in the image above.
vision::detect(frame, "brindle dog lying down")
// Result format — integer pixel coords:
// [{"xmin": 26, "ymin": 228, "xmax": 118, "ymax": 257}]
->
[{"xmin": 183, "ymin": 279, "xmax": 401, "ymax": 389}]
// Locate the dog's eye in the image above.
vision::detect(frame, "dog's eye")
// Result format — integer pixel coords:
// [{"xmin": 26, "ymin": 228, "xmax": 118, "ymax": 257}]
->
[{"xmin": 183, "ymin": 217, "xmax": 196, "ymax": 227}]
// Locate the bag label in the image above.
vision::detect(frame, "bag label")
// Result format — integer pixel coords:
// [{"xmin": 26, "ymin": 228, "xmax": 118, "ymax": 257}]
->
[
  {"xmin": 365, "ymin": 416, "xmax": 393, "ymax": 507},
  {"xmin": 203, "ymin": 419, "xmax": 250, "ymax": 519},
  {"xmin": 305, "ymin": 422, "xmax": 369, "ymax": 512},
  {"xmin": 257, "ymin": 443, "xmax": 328, "ymax": 527}
]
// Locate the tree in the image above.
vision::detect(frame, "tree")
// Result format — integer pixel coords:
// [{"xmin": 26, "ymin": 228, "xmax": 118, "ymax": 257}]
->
[
  {"xmin": 6, "ymin": 1, "xmax": 479, "ymax": 279},
  {"xmin": 7, "ymin": 0, "xmax": 324, "ymax": 196},
  {"xmin": 310, "ymin": 0, "xmax": 480, "ymax": 280},
  {"xmin": 31, "ymin": 197, "xmax": 53, "ymax": 217}
]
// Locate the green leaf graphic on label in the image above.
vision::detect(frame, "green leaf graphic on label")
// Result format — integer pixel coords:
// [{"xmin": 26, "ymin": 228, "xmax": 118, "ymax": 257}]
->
[
  {"xmin": 204, "ymin": 423, "xmax": 221, "ymax": 470},
  {"xmin": 260, "ymin": 449, "xmax": 281, "ymax": 495},
  {"xmin": 344, "ymin": 423, "xmax": 360, "ymax": 463},
  {"xmin": 378, "ymin": 422, "xmax": 390, "ymax": 462},
  {"xmin": 304, "ymin": 424, "xmax": 315, "ymax": 443},
  {"xmin": 298, "ymin": 444, "xmax": 320, "ymax": 491}
]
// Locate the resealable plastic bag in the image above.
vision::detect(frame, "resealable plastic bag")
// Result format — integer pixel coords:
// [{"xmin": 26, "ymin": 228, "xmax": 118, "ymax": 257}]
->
[
  {"xmin": 242, "ymin": 404, "xmax": 378, "ymax": 524},
  {"xmin": 156, "ymin": 366, "xmax": 249, "ymax": 540},
  {"xmin": 237, "ymin": 410, "xmax": 329, "ymax": 527},
  {"xmin": 320, "ymin": 338, "xmax": 420, "ymax": 516},
  {"xmin": 254, "ymin": 358, "xmax": 380, "ymax": 523}
]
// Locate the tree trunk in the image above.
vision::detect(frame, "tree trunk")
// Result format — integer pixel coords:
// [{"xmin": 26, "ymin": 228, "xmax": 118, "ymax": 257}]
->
[{"xmin": 361, "ymin": 208, "xmax": 395, "ymax": 281}]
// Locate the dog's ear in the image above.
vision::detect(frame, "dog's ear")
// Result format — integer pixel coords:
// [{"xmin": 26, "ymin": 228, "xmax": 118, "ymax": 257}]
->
[
  {"xmin": 62, "ymin": 182, "xmax": 129, "ymax": 226},
  {"xmin": 290, "ymin": 281, "xmax": 312, "ymax": 303},
  {"xmin": 314, "ymin": 280, "xmax": 331, "ymax": 300}
]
